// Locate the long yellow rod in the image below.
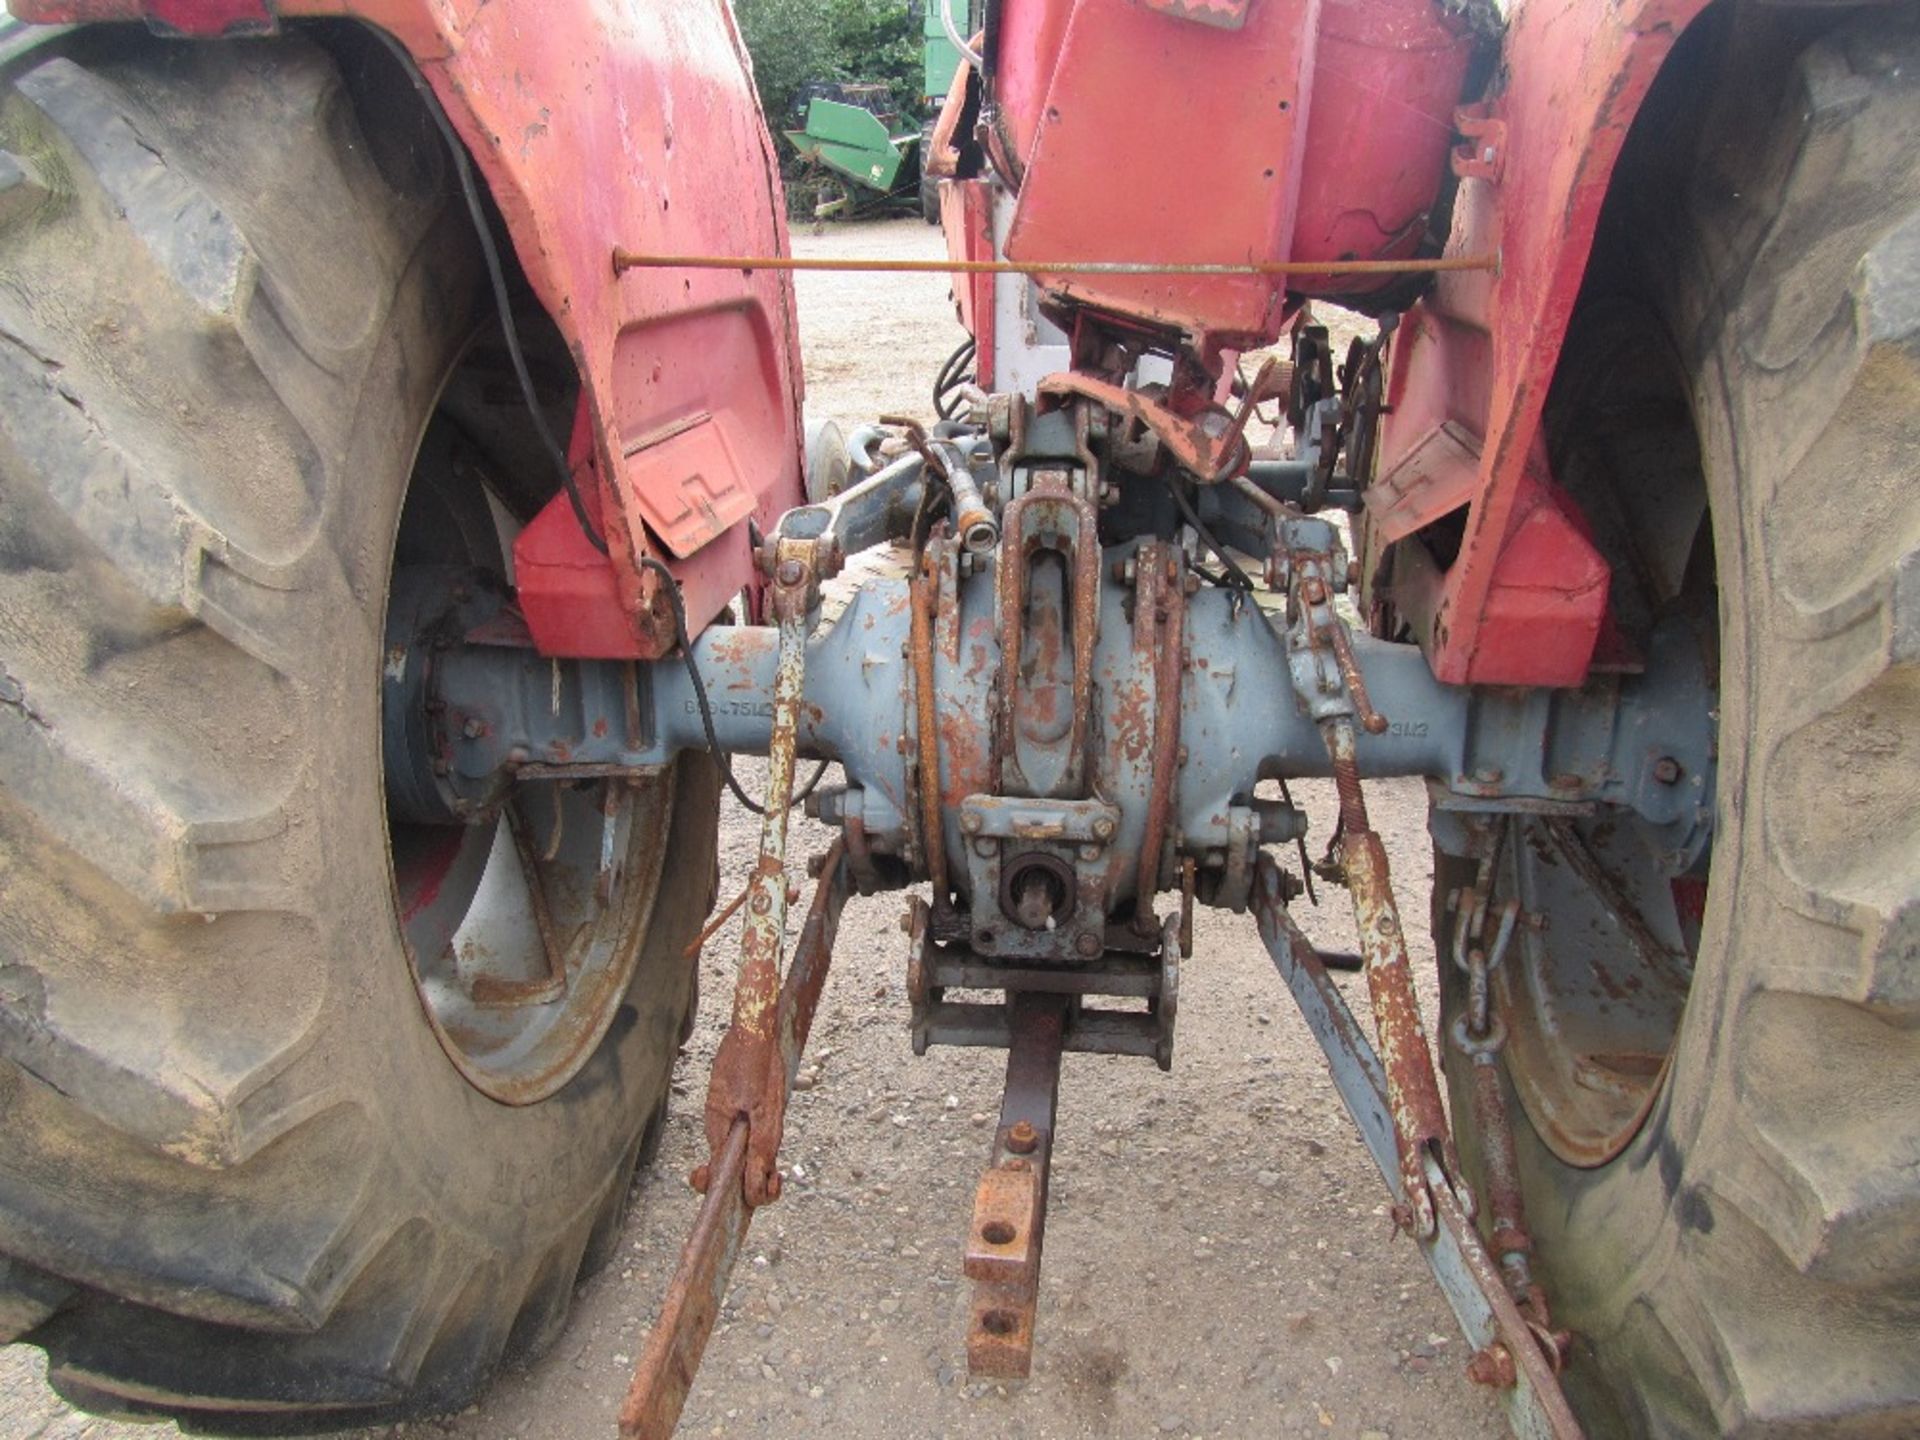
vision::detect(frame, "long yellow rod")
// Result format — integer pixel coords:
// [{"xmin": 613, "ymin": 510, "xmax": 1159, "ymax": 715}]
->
[{"xmin": 611, "ymin": 249, "xmax": 1496, "ymax": 278}]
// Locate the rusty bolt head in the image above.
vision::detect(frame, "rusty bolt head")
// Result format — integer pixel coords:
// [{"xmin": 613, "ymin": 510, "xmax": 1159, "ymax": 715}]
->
[
  {"xmin": 1006, "ymin": 1121, "xmax": 1039, "ymax": 1155},
  {"xmin": 1466, "ymin": 1344, "xmax": 1517, "ymax": 1389},
  {"xmin": 1472, "ymin": 766, "xmax": 1505, "ymax": 786},
  {"xmin": 1183, "ymin": 571, "xmax": 1201, "ymax": 596},
  {"xmin": 1652, "ymin": 756, "xmax": 1683, "ymax": 785},
  {"xmin": 461, "ymin": 716, "xmax": 486, "ymax": 740},
  {"xmin": 775, "ymin": 557, "xmax": 805, "ymax": 587},
  {"xmin": 750, "ymin": 890, "xmax": 773, "ymax": 915},
  {"xmin": 1001, "ymin": 1156, "xmax": 1032, "ymax": 1173},
  {"xmin": 689, "ymin": 1162, "xmax": 711, "ymax": 1194},
  {"xmin": 961, "ymin": 811, "xmax": 984, "ymax": 835},
  {"xmin": 1091, "ymin": 815, "xmax": 1116, "ymax": 842},
  {"xmin": 1079, "ymin": 843, "xmax": 1102, "ymax": 862},
  {"xmin": 1075, "ymin": 931, "xmax": 1103, "ymax": 959}
]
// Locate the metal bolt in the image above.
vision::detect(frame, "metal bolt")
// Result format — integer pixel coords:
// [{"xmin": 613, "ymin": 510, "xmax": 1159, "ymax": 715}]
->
[
  {"xmin": 1183, "ymin": 571, "xmax": 1201, "ymax": 596},
  {"xmin": 1472, "ymin": 766, "xmax": 1504, "ymax": 786},
  {"xmin": 1091, "ymin": 815, "xmax": 1116, "ymax": 841},
  {"xmin": 1466, "ymin": 1344, "xmax": 1517, "ymax": 1389},
  {"xmin": 749, "ymin": 890, "xmax": 772, "ymax": 915},
  {"xmin": 775, "ymin": 557, "xmax": 805, "ymax": 587},
  {"xmin": 961, "ymin": 811, "xmax": 984, "ymax": 835},
  {"xmin": 1120, "ymin": 555, "xmax": 1138, "ymax": 586},
  {"xmin": 689, "ymin": 1163, "xmax": 711, "ymax": 1194},
  {"xmin": 973, "ymin": 837, "xmax": 997, "ymax": 859},
  {"xmin": 1652, "ymin": 756, "xmax": 1682, "ymax": 785},
  {"xmin": 462, "ymin": 716, "xmax": 486, "ymax": 740},
  {"xmin": 1075, "ymin": 931, "xmax": 1103, "ymax": 958},
  {"xmin": 1078, "ymin": 843, "xmax": 1102, "ymax": 862},
  {"xmin": 1006, "ymin": 1121, "xmax": 1039, "ymax": 1155}
]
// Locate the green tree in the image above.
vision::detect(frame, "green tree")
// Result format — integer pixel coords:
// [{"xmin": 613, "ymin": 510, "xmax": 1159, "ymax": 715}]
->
[{"xmin": 737, "ymin": 0, "xmax": 923, "ymax": 128}]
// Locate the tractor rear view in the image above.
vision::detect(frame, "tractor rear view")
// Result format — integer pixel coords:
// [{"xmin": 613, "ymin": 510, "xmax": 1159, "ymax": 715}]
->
[{"xmin": 0, "ymin": 2, "xmax": 1915, "ymax": 1438}]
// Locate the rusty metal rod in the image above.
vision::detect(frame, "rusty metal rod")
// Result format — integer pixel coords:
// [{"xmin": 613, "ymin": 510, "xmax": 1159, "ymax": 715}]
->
[
  {"xmin": 909, "ymin": 555, "xmax": 950, "ymax": 911},
  {"xmin": 621, "ymin": 842, "xmax": 851, "ymax": 1440},
  {"xmin": 1324, "ymin": 717, "xmax": 1468, "ymax": 1239},
  {"xmin": 613, "ymin": 250, "xmax": 1499, "ymax": 278}
]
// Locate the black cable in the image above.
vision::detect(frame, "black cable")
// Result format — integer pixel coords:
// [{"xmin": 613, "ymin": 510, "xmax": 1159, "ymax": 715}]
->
[
  {"xmin": 370, "ymin": 26, "xmax": 609, "ymax": 556},
  {"xmin": 933, "ymin": 336, "xmax": 976, "ymax": 420},
  {"xmin": 1167, "ymin": 478, "xmax": 1257, "ymax": 591},
  {"xmin": 1278, "ymin": 776, "xmax": 1317, "ymax": 907},
  {"xmin": 638, "ymin": 557, "xmax": 827, "ymax": 818}
]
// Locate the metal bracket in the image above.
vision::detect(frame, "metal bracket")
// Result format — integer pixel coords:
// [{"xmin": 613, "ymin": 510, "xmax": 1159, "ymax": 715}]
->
[{"xmin": 1452, "ymin": 103, "xmax": 1507, "ymax": 183}]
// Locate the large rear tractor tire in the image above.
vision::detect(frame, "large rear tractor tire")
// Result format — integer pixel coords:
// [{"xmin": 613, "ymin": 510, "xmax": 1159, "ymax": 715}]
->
[
  {"xmin": 0, "ymin": 27, "xmax": 717, "ymax": 1430},
  {"xmin": 1437, "ymin": 9, "xmax": 1920, "ymax": 1436}
]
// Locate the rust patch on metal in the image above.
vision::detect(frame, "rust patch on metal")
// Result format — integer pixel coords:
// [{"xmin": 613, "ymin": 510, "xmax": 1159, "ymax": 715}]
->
[
  {"xmin": 1132, "ymin": 542, "xmax": 1187, "ymax": 930},
  {"xmin": 965, "ymin": 1162, "xmax": 1042, "ymax": 1289},
  {"xmin": 910, "ymin": 549, "xmax": 950, "ymax": 907},
  {"xmin": 1325, "ymin": 720, "xmax": 1467, "ymax": 1237},
  {"xmin": 964, "ymin": 993, "xmax": 1067, "ymax": 1381}
]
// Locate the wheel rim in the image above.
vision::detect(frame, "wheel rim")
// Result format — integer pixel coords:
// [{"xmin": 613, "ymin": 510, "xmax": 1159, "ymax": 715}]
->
[
  {"xmin": 383, "ymin": 412, "xmax": 675, "ymax": 1106},
  {"xmin": 1492, "ymin": 809, "xmax": 1703, "ymax": 1166}
]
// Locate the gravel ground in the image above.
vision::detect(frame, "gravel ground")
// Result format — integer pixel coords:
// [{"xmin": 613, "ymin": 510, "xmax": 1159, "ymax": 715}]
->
[{"xmin": 0, "ymin": 217, "xmax": 1501, "ymax": 1440}]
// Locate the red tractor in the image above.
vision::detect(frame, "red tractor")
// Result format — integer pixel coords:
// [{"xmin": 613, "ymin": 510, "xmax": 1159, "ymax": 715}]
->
[{"xmin": 0, "ymin": 1, "xmax": 1913, "ymax": 1436}]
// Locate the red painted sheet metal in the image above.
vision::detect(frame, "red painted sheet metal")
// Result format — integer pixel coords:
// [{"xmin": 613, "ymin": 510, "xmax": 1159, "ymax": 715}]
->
[
  {"xmin": 16, "ymin": 0, "xmax": 804, "ymax": 659},
  {"xmin": 988, "ymin": 0, "xmax": 1475, "ymax": 351},
  {"xmin": 942, "ymin": 179, "xmax": 997, "ymax": 388},
  {"xmin": 1446, "ymin": 457, "xmax": 1611, "ymax": 688},
  {"xmin": 1002, "ymin": 0, "xmax": 1316, "ymax": 354},
  {"xmin": 1371, "ymin": 0, "xmax": 1711, "ymax": 685},
  {"xmin": 990, "ymin": 0, "xmax": 1075, "ymax": 180},
  {"xmin": 1287, "ymin": 0, "xmax": 1477, "ymax": 293}
]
